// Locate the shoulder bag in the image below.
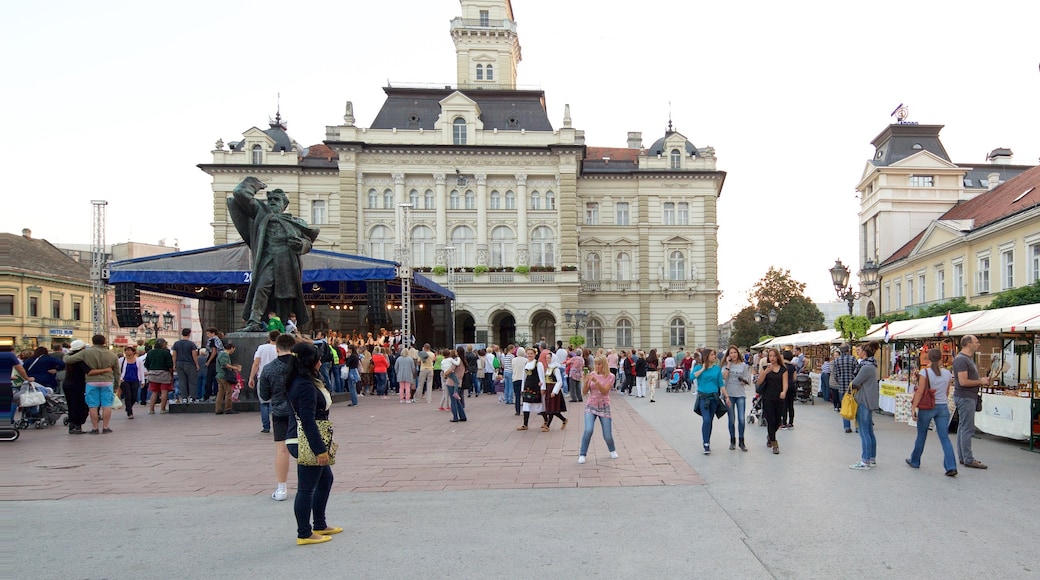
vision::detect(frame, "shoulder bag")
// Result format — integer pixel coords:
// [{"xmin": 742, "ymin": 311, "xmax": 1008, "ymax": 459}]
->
[
  {"xmin": 291, "ymin": 388, "xmax": 337, "ymax": 467},
  {"xmin": 917, "ymin": 369, "xmax": 935, "ymax": 410},
  {"xmin": 19, "ymin": 383, "xmax": 47, "ymax": 407},
  {"xmin": 840, "ymin": 389, "xmax": 858, "ymax": 420}
]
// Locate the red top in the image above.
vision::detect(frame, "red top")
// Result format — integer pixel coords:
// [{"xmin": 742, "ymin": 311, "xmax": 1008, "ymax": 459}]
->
[{"xmin": 372, "ymin": 353, "xmax": 389, "ymax": 373}]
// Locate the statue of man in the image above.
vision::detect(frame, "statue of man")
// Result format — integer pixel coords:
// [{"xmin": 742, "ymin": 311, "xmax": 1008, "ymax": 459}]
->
[{"xmin": 227, "ymin": 176, "xmax": 319, "ymax": 332}]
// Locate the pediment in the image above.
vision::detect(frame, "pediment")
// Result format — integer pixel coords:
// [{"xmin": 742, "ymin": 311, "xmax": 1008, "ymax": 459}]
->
[
  {"xmin": 661, "ymin": 235, "xmax": 693, "ymax": 245},
  {"xmin": 440, "ymin": 91, "xmax": 480, "ymax": 110},
  {"xmin": 580, "ymin": 236, "xmax": 609, "ymax": 247},
  {"xmin": 887, "ymin": 150, "xmax": 960, "ymax": 170},
  {"xmin": 911, "ymin": 220, "xmax": 972, "ymax": 256},
  {"xmin": 472, "ymin": 54, "xmax": 496, "ymax": 63},
  {"xmin": 242, "ymin": 127, "xmax": 275, "ymax": 145},
  {"xmin": 613, "ymin": 236, "xmax": 638, "ymax": 246}
]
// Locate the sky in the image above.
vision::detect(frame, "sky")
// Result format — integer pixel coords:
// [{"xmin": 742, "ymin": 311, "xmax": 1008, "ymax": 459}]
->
[{"xmin": 4, "ymin": 0, "xmax": 1039, "ymax": 322}]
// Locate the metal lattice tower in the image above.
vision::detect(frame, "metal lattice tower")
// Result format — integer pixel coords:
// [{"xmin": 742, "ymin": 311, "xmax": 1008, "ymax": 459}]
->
[
  {"xmin": 91, "ymin": 200, "xmax": 108, "ymax": 338},
  {"xmin": 398, "ymin": 204, "xmax": 413, "ymax": 348}
]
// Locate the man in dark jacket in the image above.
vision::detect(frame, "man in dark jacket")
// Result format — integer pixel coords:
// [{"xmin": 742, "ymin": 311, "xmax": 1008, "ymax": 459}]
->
[{"xmin": 257, "ymin": 333, "xmax": 297, "ymax": 501}]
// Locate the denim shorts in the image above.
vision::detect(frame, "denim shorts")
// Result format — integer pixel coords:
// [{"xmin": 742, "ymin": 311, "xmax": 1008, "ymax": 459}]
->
[{"xmin": 85, "ymin": 384, "xmax": 115, "ymax": 408}]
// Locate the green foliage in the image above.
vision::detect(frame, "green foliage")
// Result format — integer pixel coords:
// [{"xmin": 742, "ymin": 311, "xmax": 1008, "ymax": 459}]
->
[
  {"xmin": 473, "ymin": 265, "xmax": 488, "ymax": 275},
  {"xmin": 986, "ymin": 280, "xmax": 1040, "ymax": 309},
  {"xmin": 568, "ymin": 334, "xmax": 586, "ymax": 348},
  {"xmin": 728, "ymin": 269, "xmax": 826, "ymax": 347},
  {"xmin": 834, "ymin": 315, "xmax": 871, "ymax": 342},
  {"xmin": 869, "ymin": 296, "xmax": 981, "ymax": 324},
  {"xmin": 432, "ymin": 265, "xmax": 447, "ymax": 276},
  {"xmin": 514, "ymin": 265, "xmax": 530, "ymax": 274}
]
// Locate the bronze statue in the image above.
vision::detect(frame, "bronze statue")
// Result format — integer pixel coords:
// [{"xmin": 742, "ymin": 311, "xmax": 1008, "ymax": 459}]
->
[{"xmin": 227, "ymin": 176, "xmax": 319, "ymax": 332}]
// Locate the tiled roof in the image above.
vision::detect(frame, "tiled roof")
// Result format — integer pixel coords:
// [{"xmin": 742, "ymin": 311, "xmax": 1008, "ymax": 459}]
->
[
  {"xmin": 0, "ymin": 233, "xmax": 91, "ymax": 281},
  {"xmin": 300, "ymin": 143, "xmax": 338, "ymax": 168},
  {"xmin": 883, "ymin": 164, "xmax": 1040, "ymax": 265},
  {"xmin": 369, "ymin": 87, "xmax": 553, "ymax": 132}
]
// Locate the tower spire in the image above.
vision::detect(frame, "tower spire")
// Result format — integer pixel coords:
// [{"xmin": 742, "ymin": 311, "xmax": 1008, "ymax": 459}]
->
[{"xmin": 667, "ymin": 101, "xmax": 673, "ymax": 133}]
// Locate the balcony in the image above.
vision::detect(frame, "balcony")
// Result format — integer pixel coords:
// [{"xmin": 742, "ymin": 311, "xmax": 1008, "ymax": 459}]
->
[{"xmin": 450, "ymin": 17, "xmax": 517, "ymax": 33}]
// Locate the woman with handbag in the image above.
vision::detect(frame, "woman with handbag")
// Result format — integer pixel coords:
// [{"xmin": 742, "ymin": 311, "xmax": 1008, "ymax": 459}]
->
[
  {"xmin": 542, "ymin": 360, "xmax": 567, "ymax": 430},
  {"xmin": 906, "ymin": 348, "xmax": 958, "ymax": 476},
  {"xmin": 144, "ymin": 338, "xmax": 174, "ymax": 415},
  {"xmin": 692, "ymin": 348, "xmax": 730, "ymax": 455},
  {"xmin": 517, "ymin": 347, "xmax": 546, "ymax": 431},
  {"xmin": 285, "ymin": 342, "xmax": 341, "ymax": 545},
  {"xmin": 849, "ymin": 341, "xmax": 881, "ymax": 470},
  {"xmin": 754, "ymin": 348, "xmax": 788, "ymax": 454},
  {"xmin": 722, "ymin": 345, "xmax": 750, "ymax": 451},
  {"xmin": 577, "ymin": 354, "xmax": 618, "ymax": 464},
  {"xmin": 1, "ymin": 345, "xmax": 34, "ymax": 428}
]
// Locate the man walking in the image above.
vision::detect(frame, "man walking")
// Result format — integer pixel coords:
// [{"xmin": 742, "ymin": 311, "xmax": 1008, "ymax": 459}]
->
[
  {"xmin": 171, "ymin": 328, "xmax": 199, "ymax": 404},
  {"xmin": 952, "ymin": 335, "xmax": 989, "ymax": 469},
  {"xmin": 65, "ymin": 334, "xmax": 120, "ymax": 434},
  {"xmin": 258, "ymin": 333, "xmax": 298, "ymax": 501},
  {"xmin": 831, "ymin": 344, "xmax": 858, "ymax": 433}
]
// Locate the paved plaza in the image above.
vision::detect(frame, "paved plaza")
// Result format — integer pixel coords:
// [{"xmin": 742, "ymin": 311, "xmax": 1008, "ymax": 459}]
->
[{"xmin": 5, "ymin": 389, "xmax": 1039, "ymax": 579}]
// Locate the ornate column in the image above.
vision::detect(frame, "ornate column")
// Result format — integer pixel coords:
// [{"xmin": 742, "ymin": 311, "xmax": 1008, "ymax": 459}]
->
[
  {"xmin": 515, "ymin": 174, "xmax": 528, "ymax": 265},
  {"xmin": 475, "ymin": 173, "xmax": 488, "ymax": 266},
  {"xmin": 434, "ymin": 174, "xmax": 448, "ymax": 264}
]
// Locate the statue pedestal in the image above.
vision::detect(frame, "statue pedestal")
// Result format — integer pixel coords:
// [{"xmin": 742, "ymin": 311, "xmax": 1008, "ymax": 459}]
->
[{"xmin": 224, "ymin": 331, "xmax": 270, "ymax": 402}]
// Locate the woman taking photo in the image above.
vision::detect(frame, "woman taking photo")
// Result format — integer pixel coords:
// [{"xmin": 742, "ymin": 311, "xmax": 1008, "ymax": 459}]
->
[
  {"xmin": 722, "ymin": 345, "xmax": 750, "ymax": 451},
  {"xmin": 849, "ymin": 341, "xmax": 881, "ymax": 470},
  {"xmin": 692, "ymin": 348, "xmax": 729, "ymax": 455},
  {"xmin": 906, "ymin": 347, "xmax": 958, "ymax": 476},
  {"xmin": 578, "ymin": 355, "xmax": 618, "ymax": 464},
  {"xmin": 285, "ymin": 343, "xmax": 340, "ymax": 545},
  {"xmin": 754, "ymin": 348, "xmax": 788, "ymax": 454}
]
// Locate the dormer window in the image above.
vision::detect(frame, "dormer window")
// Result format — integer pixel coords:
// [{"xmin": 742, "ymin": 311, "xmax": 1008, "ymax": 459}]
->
[
  {"xmin": 670, "ymin": 149, "xmax": 681, "ymax": 169},
  {"xmin": 476, "ymin": 64, "xmax": 484, "ymax": 80},
  {"xmin": 453, "ymin": 118, "xmax": 467, "ymax": 145},
  {"xmin": 251, "ymin": 144, "xmax": 263, "ymax": 165}
]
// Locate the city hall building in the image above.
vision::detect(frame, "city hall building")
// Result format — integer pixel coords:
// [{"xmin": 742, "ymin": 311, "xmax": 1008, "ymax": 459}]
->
[{"xmin": 200, "ymin": 1, "xmax": 725, "ymax": 349}]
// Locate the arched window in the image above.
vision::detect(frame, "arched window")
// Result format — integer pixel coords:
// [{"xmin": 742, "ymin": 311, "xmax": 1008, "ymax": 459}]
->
[
  {"xmin": 616, "ymin": 319, "xmax": 633, "ymax": 347},
  {"xmin": 383, "ymin": 189, "xmax": 393, "ymax": 209},
  {"xmin": 424, "ymin": 189, "xmax": 434, "ymax": 209},
  {"xmin": 668, "ymin": 250, "xmax": 685, "ymax": 280},
  {"xmin": 490, "ymin": 226, "xmax": 515, "ymax": 267},
  {"xmin": 411, "ymin": 225, "xmax": 435, "ymax": 267},
  {"xmin": 616, "ymin": 252, "xmax": 632, "ymax": 280},
  {"xmin": 451, "ymin": 225, "xmax": 476, "ymax": 267},
  {"xmin": 530, "ymin": 226, "xmax": 554, "ymax": 267},
  {"xmin": 476, "ymin": 64, "xmax": 484, "ymax": 81},
  {"xmin": 368, "ymin": 188, "xmax": 378, "ymax": 209},
  {"xmin": 453, "ymin": 117, "xmax": 467, "ymax": 145},
  {"xmin": 486, "ymin": 64, "xmax": 494, "ymax": 80},
  {"xmin": 584, "ymin": 252, "xmax": 601, "ymax": 280},
  {"xmin": 490, "ymin": 190, "xmax": 501, "ymax": 210},
  {"xmin": 311, "ymin": 199, "xmax": 326, "ymax": 225},
  {"xmin": 450, "ymin": 189, "xmax": 460, "ymax": 209},
  {"xmin": 464, "ymin": 190, "xmax": 475, "ymax": 210},
  {"xmin": 368, "ymin": 225, "xmax": 393, "ymax": 260},
  {"xmin": 505, "ymin": 190, "xmax": 516, "ymax": 209},
  {"xmin": 251, "ymin": 144, "xmax": 262, "ymax": 165},
  {"xmin": 586, "ymin": 318, "xmax": 602, "ymax": 348},
  {"xmin": 544, "ymin": 190, "xmax": 555, "ymax": 210},
  {"xmin": 670, "ymin": 148, "xmax": 681, "ymax": 169},
  {"xmin": 669, "ymin": 318, "xmax": 686, "ymax": 346},
  {"xmin": 530, "ymin": 190, "xmax": 540, "ymax": 210},
  {"xmin": 409, "ymin": 189, "xmax": 419, "ymax": 207}
]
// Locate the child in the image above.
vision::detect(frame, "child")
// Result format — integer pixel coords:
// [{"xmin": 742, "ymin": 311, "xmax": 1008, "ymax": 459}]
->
[{"xmin": 494, "ymin": 370, "xmax": 506, "ymax": 403}]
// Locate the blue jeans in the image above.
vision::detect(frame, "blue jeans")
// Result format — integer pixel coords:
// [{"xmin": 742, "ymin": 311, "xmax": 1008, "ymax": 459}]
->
[
  {"xmin": 856, "ymin": 404, "xmax": 877, "ymax": 463},
  {"xmin": 579, "ymin": 412, "xmax": 615, "ymax": 456},
  {"xmin": 295, "ymin": 464, "xmax": 334, "ymax": 539},
  {"xmin": 319, "ymin": 363, "xmax": 333, "ymax": 392},
  {"xmin": 820, "ymin": 373, "xmax": 830, "ymax": 403},
  {"xmin": 260, "ymin": 402, "xmax": 271, "ymax": 431},
  {"xmin": 196, "ymin": 371, "xmax": 207, "ymax": 400},
  {"xmin": 727, "ymin": 396, "xmax": 746, "ymax": 440},
  {"xmin": 482, "ymin": 374, "xmax": 493, "ymax": 397},
  {"xmin": 560, "ymin": 375, "xmax": 569, "ymax": 395},
  {"xmin": 503, "ymin": 371, "xmax": 514, "ymax": 404},
  {"xmin": 697, "ymin": 394, "xmax": 721, "ymax": 447},
  {"xmin": 447, "ymin": 381, "xmax": 466, "ymax": 421},
  {"xmin": 332, "ymin": 364, "xmax": 345, "ymax": 393},
  {"xmin": 375, "ymin": 373, "xmax": 388, "ymax": 396},
  {"xmin": 908, "ymin": 404, "xmax": 956, "ymax": 472},
  {"xmin": 347, "ymin": 369, "xmax": 360, "ymax": 405}
]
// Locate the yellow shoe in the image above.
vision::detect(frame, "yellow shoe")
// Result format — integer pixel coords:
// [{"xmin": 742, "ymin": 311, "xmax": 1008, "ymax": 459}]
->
[
  {"xmin": 311, "ymin": 527, "xmax": 343, "ymax": 535},
  {"xmin": 296, "ymin": 535, "xmax": 333, "ymax": 546}
]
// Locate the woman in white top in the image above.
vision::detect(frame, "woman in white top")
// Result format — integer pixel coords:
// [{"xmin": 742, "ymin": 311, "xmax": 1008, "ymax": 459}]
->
[
  {"xmin": 510, "ymin": 346, "xmax": 527, "ymax": 417},
  {"xmin": 907, "ymin": 348, "xmax": 958, "ymax": 476},
  {"xmin": 516, "ymin": 348, "xmax": 546, "ymax": 431}
]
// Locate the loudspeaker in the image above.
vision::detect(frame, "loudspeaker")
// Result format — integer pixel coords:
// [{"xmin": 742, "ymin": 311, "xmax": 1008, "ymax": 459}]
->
[
  {"xmin": 366, "ymin": 280, "xmax": 389, "ymax": 326},
  {"xmin": 115, "ymin": 283, "xmax": 143, "ymax": 327}
]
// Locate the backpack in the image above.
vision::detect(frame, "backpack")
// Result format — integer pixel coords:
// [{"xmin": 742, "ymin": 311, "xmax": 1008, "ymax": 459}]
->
[{"xmin": 319, "ymin": 342, "xmax": 334, "ymax": 363}]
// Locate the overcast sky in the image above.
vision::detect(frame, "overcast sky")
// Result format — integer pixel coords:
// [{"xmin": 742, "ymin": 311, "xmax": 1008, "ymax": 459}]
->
[{"xmin": 5, "ymin": 0, "xmax": 1038, "ymax": 321}]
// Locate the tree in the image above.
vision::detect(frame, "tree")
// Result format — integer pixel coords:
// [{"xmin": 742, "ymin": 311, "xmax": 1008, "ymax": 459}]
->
[
  {"xmin": 835, "ymin": 315, "xmax": 871, "ymax": 342},
  {"xmin": 986, "ymin": 280, "xmax": 1040, "ymax": 309},
  {"xmin": 728, "ymin": 268, "xmax": 827, "ymax": 347}
]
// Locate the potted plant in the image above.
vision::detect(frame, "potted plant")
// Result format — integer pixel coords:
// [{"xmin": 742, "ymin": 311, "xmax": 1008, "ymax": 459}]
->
[
  {"xmin": 568, "ymin": 335, "xmax": 585, "ymax": 349},
  {"xmin": 432, "ymin": 265, "xmax": 447, "ymax": 276},
  {"xmin": 515, "ymin": 265, "xmax": 530, "ymax": 275},
  {"xmin": 474, "ymin": 265, "xmax": 489, "ymax": 275}
]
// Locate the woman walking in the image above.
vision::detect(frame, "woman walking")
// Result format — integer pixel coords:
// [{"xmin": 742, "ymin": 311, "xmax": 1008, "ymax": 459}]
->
[
  {"xmin": 119, "ymin": 346, "xmax": 144, "ymax": 419},
  {"xmin": 906, "ymin": 348, "xmax": 958, "ymax": 476},
  {"xmin": 849, "ymin": 341, "xmax": 881, "ymax": 470},
  {"xmin": 646, "ymin": 349, "xmax": 660, "ymax": 402},
  {"xmin": 578, "ymin": 355, "xmax": 618, "ymax": 464},
  {"xmin": 692, "ymin": 348, "xmax": 729, "ymax": 455},
  {"xmin": 754, "ymin": 348, "xmax": 788, "ymax": 454},
  {"xmin": 722, "ymin": 345, "xmax": 750, "ymax": 451},
  {"xmin": 517, "ymin": 348, "xmax": 545, "ymax": 431},
  {"xmin": 285, "ymin": 343, "xmax": 340, "ymax": 545},
  {"xmin": 542, "ymin": 359, "xmax": 567, "ymax": 430},
  {"xmin": 510, "ymin": 346, "xmax": 526, "ymax": 416}
]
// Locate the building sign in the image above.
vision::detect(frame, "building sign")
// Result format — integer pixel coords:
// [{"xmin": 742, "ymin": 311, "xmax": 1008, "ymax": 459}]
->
[{"xmin": 49, "ymin": 329, "xmax": 74, "ymax": 337}]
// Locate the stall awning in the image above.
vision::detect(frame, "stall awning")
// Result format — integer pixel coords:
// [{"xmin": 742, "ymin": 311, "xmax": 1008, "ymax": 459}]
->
[
  {"xmin": 752, "ymin": 329, "xmax": 844, "ymax": 349},
  {"xmin": 941, "ymin": 304, "xmax": 1040, "ymax": 336}
]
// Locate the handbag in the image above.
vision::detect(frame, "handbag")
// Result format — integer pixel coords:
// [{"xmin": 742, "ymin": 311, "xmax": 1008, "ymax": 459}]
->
[
  {"xmin": 840, "ymin": 390, "xmax": 858, "ymax": 420},
  {"xmin": 112, "ymin": 392, "xmax": 124, "ymax": 410},
  {"xmin": 917, "ymin": 369, "xmax": 935, "ymax": 410},
  {"xmin": 295, "ymin": 416, "xmax": 338, "ymax": 466},
  {"xmin": 714, "ymin": 394, "xmax": 729, "ymax": 419},
  {"xmin": 19, "ymin": 383, "xmax": 47, "ymax": 407}
]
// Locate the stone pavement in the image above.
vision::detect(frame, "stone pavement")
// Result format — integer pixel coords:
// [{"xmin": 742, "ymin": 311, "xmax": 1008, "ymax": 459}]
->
[{"xmin": 5, "ymin": 388, "xmax": 1039, "ymax": 579}]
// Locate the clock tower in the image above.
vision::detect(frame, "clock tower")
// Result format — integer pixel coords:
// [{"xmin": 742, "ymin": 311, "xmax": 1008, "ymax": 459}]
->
[{"xmin": 451, "ymin": 1, "xmax": 521, "ymax": 89}]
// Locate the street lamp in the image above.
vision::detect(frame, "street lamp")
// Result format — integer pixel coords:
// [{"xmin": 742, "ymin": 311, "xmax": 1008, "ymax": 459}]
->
[
  {"xmin": 129, "ymin": 328, "xmax": 138, "ymax": 341},
  {"xmin": 830, "ymin": 258, "xmax": 880, "ymax": 315},
  {"xmin": 564, "ymin": 309, "xmax": 590, "ymax": 332},
  {"xmin": 755, "ymin": 308, "xmax": 778, "ymax": 334},
  {"xmin": 141, "ymin": 310, "xmax": 173, "ymax": 339},
  {"xmin": 444, "ymin": 245, "xmax": 456, "ymax": 346}
]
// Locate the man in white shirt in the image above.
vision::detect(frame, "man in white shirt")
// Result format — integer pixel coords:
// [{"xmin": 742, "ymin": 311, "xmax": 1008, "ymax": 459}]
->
[{"xmin": 248, "ymin": 330, "xmax": 280, "ymax": 434}]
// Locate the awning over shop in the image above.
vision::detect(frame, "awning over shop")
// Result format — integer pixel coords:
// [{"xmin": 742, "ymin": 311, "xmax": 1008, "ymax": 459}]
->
[
  {"xmin": 862, "ymin": 304, "xmax": 1040, "ymax": 341},
  {"xmin": 752, "ymin": 329, "xmax": 844, "ymax": 349}
]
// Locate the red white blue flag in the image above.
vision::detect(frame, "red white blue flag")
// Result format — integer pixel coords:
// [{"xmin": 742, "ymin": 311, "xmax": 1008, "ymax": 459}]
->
[
  {"xmin": 883, "ymin": 322, "xmax": 890, "ymax": 343},
  {"xmin": 941, "ymin": 311, "xmax": 953, "ymax": 333}
]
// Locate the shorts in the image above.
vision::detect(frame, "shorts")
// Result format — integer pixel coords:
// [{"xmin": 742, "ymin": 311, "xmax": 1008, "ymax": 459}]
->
[
  {"xmin": 272, "ymin": 414, "xmax": 296, "ymax": 442},
  {"xmin": 85, "ymin": 384, "xmax": 115, "ymax": 408},
  {"xmin": 148, "ymin": 382, "xmax": 174, "ymax": 393}
]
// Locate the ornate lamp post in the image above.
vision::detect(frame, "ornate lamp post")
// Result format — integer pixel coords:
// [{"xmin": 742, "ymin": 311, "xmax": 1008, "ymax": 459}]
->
[
  {"xmin": 564, "ymin": 309, "xmax": 589, "ymax": 333},
  {"xmin": 754, "ymin": 308, "xmax": 778, "ymax": 334},
  {"xmin": 830, "ymin": 259, "xmax": 880, "ymax": 315}
]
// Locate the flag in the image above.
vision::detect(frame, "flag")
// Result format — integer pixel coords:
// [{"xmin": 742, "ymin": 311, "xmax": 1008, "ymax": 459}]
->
[
  {"xmin": 941, "ymin": 311, "xmax": 953, "ymax": 333},
  {"xmin": 883, "ymin": 322, "xmax": 890, "ymax": 343}
]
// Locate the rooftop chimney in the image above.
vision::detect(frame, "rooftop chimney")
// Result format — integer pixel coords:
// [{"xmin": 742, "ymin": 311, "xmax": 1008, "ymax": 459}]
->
[
  {"xmin": 986, "ymin": 148, "xmax": 1013, "ymax": 165},
  {"xmin": 987, "ymin": 172, "xmax": 1001, "ymax": 190},
  {"xmin": 21, "ymin": 228, "xmax": 31, "ymax": 239},
  {"xmin": 627, "ymin": 132, "xmax": 643, "ymax": 149}
]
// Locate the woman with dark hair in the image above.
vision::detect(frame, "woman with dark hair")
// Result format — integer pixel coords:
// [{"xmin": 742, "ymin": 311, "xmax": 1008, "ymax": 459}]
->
[
  {"xmin": 692, "ymin": 348, "xmax": 729, "ymax": 455},
  {"xmin": 442, "ymin": 348, "xmax": 466, "ymax": 422},
  {"xmin": 285, "ymin": 342, "xmax": 340, "ymax": 545},
  {"xmin": 906, "ymin": 347, "xmax": 958, "ymax": 476},
  {"xmin": 22, "ymin": 346, "xmax": 64, "ymax": 394},
  {"xmin": 62, "ymin": 341, "xmax": 89, "ymax": 433},
  {"xmin": 453, "ymin": 346, "xmax": 470, "ymax": 417},
  {"xmin": 144, "ymin": 338, "xmax": 174, "ymax": 414},
  {"xmin": 754, "ymin": 348, "xmax": 788, "ymax": 454},
  {"xmin": 849, "ymin": 341, "xmax": 881, "ymax": 470},
  {"xmin": 646, "ymin": 349, "xmax": 660, "ymax": 402},
  {"xmin": 722, "ymin": 345, "xmax": 750, "ymax": 451}
]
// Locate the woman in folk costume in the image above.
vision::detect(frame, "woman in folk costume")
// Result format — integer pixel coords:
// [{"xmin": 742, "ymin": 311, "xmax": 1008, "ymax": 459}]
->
[
  {"xmin": 517, "ymin": 348, "xmax": 546, "ymax": 431},
  {"xmin": 542, "ymin": 358, "xmax": 568, "ymax": 431}
]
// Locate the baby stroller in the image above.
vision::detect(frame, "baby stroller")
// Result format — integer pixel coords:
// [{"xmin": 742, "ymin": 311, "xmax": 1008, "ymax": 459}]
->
[
  {"xmin": 15, "ymin": 385, "xmax": 68, "ymax": 430},
  {"xmin": 794, "ymin": 374, "xmax": 814, "ymax": 405},
  {"xmin": 747, "ymin": 393, "xmax": 764, "ymax": 426},
  {"xmin": 666, "ymin": 369, "xmax": 687, "ymax": 392}
]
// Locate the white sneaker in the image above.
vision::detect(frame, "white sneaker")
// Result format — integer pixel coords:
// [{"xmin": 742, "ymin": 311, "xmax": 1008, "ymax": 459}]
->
[
  {"xmin": 577, "ymin": 456, "xmax": 586, "ymax": 464},
  {"xmin": 272, "ymin": 488, "xmax": 288, "ymax": 501},
  {"xmin": 610, "ymin": 451, "xmax": 618, "ymax": 459}
]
